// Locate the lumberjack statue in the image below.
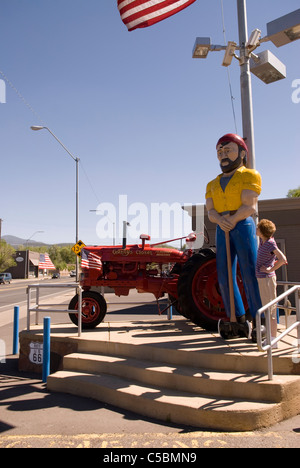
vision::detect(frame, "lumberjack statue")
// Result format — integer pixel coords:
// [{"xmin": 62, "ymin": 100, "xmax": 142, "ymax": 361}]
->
[{"xmin": 205, "ymin": 133, "xmax": 262, "ymax": 339}]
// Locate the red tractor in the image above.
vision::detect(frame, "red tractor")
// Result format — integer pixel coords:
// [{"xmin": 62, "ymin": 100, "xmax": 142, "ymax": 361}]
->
[{"xmin": 68, "ymin": 234, "xmax": 247, "ymax": 331}]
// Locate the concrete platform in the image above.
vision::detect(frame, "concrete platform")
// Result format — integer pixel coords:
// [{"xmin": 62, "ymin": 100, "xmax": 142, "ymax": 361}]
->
[{"xmin": 18, "ymin": 318, "xmax": 300, "ymax": 431}]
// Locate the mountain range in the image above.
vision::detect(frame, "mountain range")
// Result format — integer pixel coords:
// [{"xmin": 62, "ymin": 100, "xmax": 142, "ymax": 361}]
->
[{"xmin": 2, "ymin": 235, "xmax": 72, "ymax": 247}]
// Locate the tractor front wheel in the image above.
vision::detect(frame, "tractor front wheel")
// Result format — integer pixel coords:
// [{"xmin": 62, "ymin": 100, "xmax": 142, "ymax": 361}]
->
[{"xmin": 68, "ymin": 291, "xmax": 107, "ymax": 329}]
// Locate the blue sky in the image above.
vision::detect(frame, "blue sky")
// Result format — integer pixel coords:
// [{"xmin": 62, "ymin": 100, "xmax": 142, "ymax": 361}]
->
[{"xmin": 0, "ymin": 0, "xmax": 299, "ymax": 246}]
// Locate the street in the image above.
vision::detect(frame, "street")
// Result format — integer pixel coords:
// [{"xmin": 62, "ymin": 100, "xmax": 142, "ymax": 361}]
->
[
  {"xmin": 0, "ymin": 280, "xmax": 300, "ymax": 448},
  {"xmin": 0, "ymin": 276, "xmax": 76, "ymax": 311}
]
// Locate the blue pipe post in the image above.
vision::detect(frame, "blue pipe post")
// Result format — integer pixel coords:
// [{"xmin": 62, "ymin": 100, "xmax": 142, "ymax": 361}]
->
[
  {"xmin": 13, "ymin": 306, "xmax": 19, "ymax": 355},
  {"xmin": 168, "ymin": 301, "xmax": 173, "ymax": 321},
  {"xmin": 43, "ymin": 317, "xmax": 51, "ymax": 383}
]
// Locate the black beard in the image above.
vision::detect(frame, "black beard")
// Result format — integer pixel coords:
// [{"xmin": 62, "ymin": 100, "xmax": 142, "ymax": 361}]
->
[{"xmin": 220, "ymin": 155, "xmax": 242, "ymax": 174}]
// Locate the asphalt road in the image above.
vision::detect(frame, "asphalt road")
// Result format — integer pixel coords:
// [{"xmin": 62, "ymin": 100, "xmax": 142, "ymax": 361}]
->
[
  {"xmin": 1, "ymin": 282, "xmax": 300, "ymax": 448},
  {"xmin": 0, "ymin": 276, "xmax": 76, "ymax": 311}
]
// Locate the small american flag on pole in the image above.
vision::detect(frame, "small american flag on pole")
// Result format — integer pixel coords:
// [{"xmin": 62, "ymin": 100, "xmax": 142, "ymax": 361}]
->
[
  {"xmin": 118, "ymin": 0, "xmax": 197, "ymax": 31},
  {"xmin": 81, "ymin": 249, "xmax": 103, "ymax": 271},
  {"xmin": 39, "ymin": 253, "xmax": 56, "ymax": 270}
]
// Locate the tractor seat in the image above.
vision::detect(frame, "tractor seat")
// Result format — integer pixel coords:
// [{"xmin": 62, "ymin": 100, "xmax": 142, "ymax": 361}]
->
[
  {"xmin": 140, "ymin": 234, "xmax": 151, "ymax": 241},
  {"xmin": 140, "ymin": 234, "xmax": 151, "ymax": 249}
]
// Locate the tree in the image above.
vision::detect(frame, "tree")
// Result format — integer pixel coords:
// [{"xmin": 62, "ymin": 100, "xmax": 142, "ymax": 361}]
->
[
  {"xmin": 48, "ymin": 245, "xmax": 76, "ymax": 270},
  {"xmin": 0, "ymin": 241, "xmax": 16, "ymax": 272},
  {"xmin": 18, "ymin": 244, "xmax": 76, "ymax": 271},
  {"xmin": 287, "ymin": 187, "xmax": 300, "ymax": 198}
]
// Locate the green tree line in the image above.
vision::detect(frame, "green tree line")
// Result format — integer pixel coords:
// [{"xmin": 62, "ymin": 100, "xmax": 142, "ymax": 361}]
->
[
  {"xmin": 0, "ymin": 241, "xmax": 76, "ymax": 272},
  {"xmin": 287, "ymin": 187, "xmax": 300, "ymax": 198}
]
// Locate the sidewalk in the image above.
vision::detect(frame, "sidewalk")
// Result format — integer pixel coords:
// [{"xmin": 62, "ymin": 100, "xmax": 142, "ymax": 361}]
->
[
  {"xmin": 1, "ymin": 291, "xmax": 300, "ymax": 448},
  {"xmin": 2, "ymin": 336, "xmax": 300, "ymax": 448}
]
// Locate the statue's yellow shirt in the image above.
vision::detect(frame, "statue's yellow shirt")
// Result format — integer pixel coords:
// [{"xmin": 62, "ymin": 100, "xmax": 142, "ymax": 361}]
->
[{"xmin": 205, "ymin": 166, "xmax": 261, "ymax": 213}]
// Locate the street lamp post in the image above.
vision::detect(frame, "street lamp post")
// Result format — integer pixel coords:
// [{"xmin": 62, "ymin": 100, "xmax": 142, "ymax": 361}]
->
[
  {"xmin": 26, "ymin": 230, "xmax": 44, "ymax": 247},
  {"xmin": 25, "ymin": 230, "xmax": 44, "ymax": 279},
  {"xmin": 237, "ymin": 0, "xmax": 256, "ymax": 170},
  {"xmin": 192, "ymin": 4, "xmax": 300, "ymax": 171},
  {"xmin": 31, "ymin": 126, "xmax": 80, "ymax": 282}
]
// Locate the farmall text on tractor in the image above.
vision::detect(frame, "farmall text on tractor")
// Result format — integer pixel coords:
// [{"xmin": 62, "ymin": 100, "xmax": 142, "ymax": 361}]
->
[{"xmin": 69, "ymin": 233, "xmax": 248, "ymax": 331}]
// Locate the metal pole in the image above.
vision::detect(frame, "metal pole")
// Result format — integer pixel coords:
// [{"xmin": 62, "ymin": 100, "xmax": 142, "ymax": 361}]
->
[
  {"xmin": 43, "ymin": 317, "xmax": 51, "ymax": 383},
  {"xmin": 30, "ymin": 126, "xmax": 80, "ymax": 282},
  {"xmin": 168, "ymin": 300, "xmax": 173, "ymax": 321},
  {"xmin": 78, "ymin": 286, "xmax": 82, "ymax": 337},
  {"xmin": 265, "ymin": 306, "xmax": 274, "ymax": 380},
  {"xmin": 122, "ymin": 221, "xmax": 127, "ymax": 249},
  {"xmin": 13, "ymin": 306, "xmax": 19, "ymax": 355},
  {"xmin": 36, "ymin": 285, "xmax": 40, "ymax": 325},
  {"xmin": 237, "ymin": 0, "xmax": 256, "ymax": 170},
  {"xmin": 27, "ymin": 286, "xmax": 31, "ymax": 331},
  {"xmin": 76, "ymin": 157, "xmax": 79, "ymax": 282},
  {"xmin": 296, "ymin": 289, "xmax": 300, "ymax": 354}
]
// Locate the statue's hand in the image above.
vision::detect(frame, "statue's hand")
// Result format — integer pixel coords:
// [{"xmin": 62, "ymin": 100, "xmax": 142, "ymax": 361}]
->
[{"xmin": 218, "ymin": 215, "xmax": 235, "ymax": 232}]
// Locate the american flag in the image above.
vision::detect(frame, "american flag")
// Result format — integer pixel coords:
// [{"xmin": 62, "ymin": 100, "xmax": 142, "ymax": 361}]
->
[
  {"xmin": 39, "ymin": 253, "xmax": 56, "ymax": 270},
  {"xmin": 118, "ymin": 0, "xmax": 197, "ymax": 31},
  {"xmin": 81, "ymin": 249, "xmax": 102, "ymax": 271}
]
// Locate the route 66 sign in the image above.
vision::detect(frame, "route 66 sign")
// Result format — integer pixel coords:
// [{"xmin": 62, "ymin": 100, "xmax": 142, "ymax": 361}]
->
[{"xmin": 29, "ymin": 342, "xmax": 43, "ymax": 365}]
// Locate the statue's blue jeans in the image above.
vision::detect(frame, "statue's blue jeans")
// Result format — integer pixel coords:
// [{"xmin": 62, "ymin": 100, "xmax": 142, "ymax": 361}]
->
[{"xmin": 216, "ymin": 216, "xmax": 262, "ymax": 320}]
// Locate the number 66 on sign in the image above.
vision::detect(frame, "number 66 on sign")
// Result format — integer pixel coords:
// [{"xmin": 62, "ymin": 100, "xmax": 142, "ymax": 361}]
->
[{"xmin": 29, "ymin": 342, "xmax": 43, "ymax": 364}]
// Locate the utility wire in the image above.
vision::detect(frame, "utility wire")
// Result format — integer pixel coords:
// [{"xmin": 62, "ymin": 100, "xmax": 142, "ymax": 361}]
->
[
  {"xmin": 0, "ymin": 69, "xmax": 46, "ymax": 125},
  {"xmin": 0, "ymin": 68, "xmax": 102, "ymax": 206},
  {"xmin": 79, "ymin": 159, "xmax": 102, "ymax": 206},
  {"xmin": 220, "ymin": 0, "xmax": 238, "ymax": 134}
]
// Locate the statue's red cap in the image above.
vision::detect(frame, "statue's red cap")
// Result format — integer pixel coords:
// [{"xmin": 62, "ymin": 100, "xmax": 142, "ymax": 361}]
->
[{"xmin": 216, "ymin": 133, "xmax": 248, "ymax": 154}]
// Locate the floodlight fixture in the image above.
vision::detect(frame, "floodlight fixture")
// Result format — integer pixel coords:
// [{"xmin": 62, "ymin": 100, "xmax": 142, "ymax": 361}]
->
[
  {"xmin": 250, "ymin": 50, "xmax": 286, "ymax": 84},
  {"xmin": 266, "ymin": 9, "xmax": 300, "ymax": 47},
  {"xmin": 246, "ymin": 29, "xmax": 262, "ymax": 49},
  {"xmin": 192, "ymin": 37, "xmax": 211, "ymax": 58},
  {"xmin": 222, "ymin": 41, "xmax": 237, "ymax": 67}
]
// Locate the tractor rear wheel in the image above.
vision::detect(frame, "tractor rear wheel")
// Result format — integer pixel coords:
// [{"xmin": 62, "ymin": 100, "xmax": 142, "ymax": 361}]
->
[
  {"xmin": 177, "ymin": 249, "xmax": 226, "ymax": 331},
  {"xmin": 178, "ymin": 249, "xmax": 248, "ymax": 331},
  {"xmin": 68, "ymin": 291, "xmax": 107, "ymax": 329}
]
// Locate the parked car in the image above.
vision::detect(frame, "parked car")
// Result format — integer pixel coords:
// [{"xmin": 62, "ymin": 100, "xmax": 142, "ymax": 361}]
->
[
  {"xmin": 0, "ymin": 273, "xmax": 12, "ymax": 284},
  {"xmin": 70, "ymin": 270, "xmax": 76, "ymax": 277},
  {"xmin": 52, "ymin": 272, "xmax": 60, "ymax": 279}
]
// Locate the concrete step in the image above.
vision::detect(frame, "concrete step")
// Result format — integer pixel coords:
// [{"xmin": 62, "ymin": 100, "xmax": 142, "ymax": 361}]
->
[
  {"xmin": 75, "ymin": 333, "xmax": 299, "ymax": 376},
  {"xmin": 63, "ymin": 352, "xmax": 300, "ymax": 404},
  {"xmin": 47, "ymin": 348, "xmax": 300, "ymax": 431},
  {"xmin": 47, "ymin": 369, "xmax": 281, "ymax": 432},
  {"xmin": 28, "ymin": 319, "xmax": 300, "ymax": 431}
]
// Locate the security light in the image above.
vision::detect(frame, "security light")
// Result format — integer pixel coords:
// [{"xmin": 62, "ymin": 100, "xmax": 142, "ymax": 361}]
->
[
  {"xmin": 222, "ymin": 41, "xmax": 237, "ymax": 67},
  {"xmin": 246, "ymin": 29, "xmax": 261, "ymax": 49},
  {"xmin": 192, "ymin": 37, "xmax": 211, "ymax": 58},
  {"xmin": 266, "ymin": 9, "xmax": 300, "ymax": 47},
  {"xmin": 250, "ymin": 50, "xmax": 286, "ymax": 84}
]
